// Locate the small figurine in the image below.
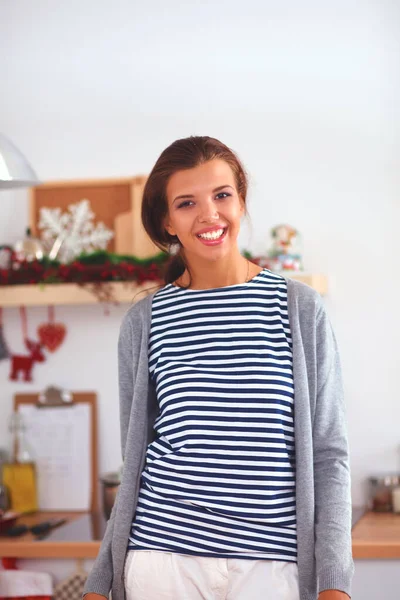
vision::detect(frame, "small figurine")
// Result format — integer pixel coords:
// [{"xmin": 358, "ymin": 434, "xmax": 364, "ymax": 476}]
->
[{"xmin": 267, "ymin": 223, "xmax": 303, "ymax": 272}]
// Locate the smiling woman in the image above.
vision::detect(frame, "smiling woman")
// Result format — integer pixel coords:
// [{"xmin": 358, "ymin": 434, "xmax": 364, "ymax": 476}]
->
[{"xmin": 82, "ymin": 136, "xmax": 354, "ymax": 600}]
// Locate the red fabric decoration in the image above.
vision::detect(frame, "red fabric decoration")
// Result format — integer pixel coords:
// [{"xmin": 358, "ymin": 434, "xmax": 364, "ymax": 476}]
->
[
  {"xmin": 37, "ymin": 307, "xmax": 66, "ymax": 352},
  {"xmin": 9, "ymin": 307, "xmax": 46, "ymax": 382}
]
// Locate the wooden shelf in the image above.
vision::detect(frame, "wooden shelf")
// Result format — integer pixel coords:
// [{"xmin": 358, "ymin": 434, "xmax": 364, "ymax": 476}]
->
[
  {"xmin": 0, "ymin": 273, "xmax": 328, "ymax": 307},
  {"xmin": 0, "ymin": 281, "xmax": 157, "ymax": 307}
]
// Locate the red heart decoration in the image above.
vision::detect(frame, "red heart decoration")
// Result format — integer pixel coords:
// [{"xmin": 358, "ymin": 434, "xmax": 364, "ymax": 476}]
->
[{"xmin": 37, "ymin": 323, "xmax": 66, "ymax": 352}]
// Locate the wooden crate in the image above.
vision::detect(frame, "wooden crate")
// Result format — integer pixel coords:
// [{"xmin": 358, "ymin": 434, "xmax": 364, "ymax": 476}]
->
[{"xmin": 29, "ymin": 176, "xmax": 160, "ymax": 259}]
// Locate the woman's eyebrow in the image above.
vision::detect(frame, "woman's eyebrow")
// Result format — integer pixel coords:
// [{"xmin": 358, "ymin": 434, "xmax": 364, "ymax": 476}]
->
[{"xmin": 173, "ymin": 185, "xmax": 234, "ymax": 203}]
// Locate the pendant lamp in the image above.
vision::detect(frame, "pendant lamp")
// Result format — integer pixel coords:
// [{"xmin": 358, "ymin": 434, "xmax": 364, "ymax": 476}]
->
[{"xmin": 0, "ymin": 133, "xmax": 39, "ymax": 189}]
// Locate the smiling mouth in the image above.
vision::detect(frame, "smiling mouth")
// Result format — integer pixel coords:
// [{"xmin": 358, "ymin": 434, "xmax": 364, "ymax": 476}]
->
[{"xmin": 196, "ymin": 227, "xmax": 227, "ymax": 240}]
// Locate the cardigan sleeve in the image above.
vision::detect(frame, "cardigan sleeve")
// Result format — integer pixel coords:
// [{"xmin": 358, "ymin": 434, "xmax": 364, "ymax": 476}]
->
[
  {"xmin": 313, "ymin": 299, "xmax": 355, "ymax": 597},
  {"xmin": 81, "ymin": 486, "xmax": 120, "ymax": 598},
  {"xmin": 118, "ymin": 310, "xmax": 134, "ymax": 462},
  {"xmin": 118, "ymin": 305, "xmax": 141, "ymax": 461},
  {"xmin": 82, "ymin": 306, "xmax": 140, "ymax": 599}
]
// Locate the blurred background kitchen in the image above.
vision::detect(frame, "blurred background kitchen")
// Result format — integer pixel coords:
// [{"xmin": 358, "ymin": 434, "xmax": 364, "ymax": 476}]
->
[{"xmin": 0, "ymin": 1, "xmax": 399, "ymax": 599}]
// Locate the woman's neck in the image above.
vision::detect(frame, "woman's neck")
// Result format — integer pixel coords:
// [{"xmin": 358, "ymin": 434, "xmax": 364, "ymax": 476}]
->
[{"xmin": 173, "ymin": 258, "xmax": 261, "ymax": 290}]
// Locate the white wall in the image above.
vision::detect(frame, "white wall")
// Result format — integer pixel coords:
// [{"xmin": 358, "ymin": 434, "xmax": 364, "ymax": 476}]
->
[{"xmin": 0, "ymin": 0, "xmax": 399, "ymax": 520}]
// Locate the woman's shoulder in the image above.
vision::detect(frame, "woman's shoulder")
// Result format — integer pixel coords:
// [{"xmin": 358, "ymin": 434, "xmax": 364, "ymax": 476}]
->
[
  {"xmin": 282, "ymin": 275, "xmax": 322, "ymax": 303},
  {"xmin": 280, "ymin": 275, "xmax": 324, "ymax": 323},
  {"xmin": 120, "ymin": 288, "xmax": 159, "ymax": 329}
]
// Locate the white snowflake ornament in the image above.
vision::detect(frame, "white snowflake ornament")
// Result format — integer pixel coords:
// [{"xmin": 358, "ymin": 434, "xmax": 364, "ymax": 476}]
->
[{"xmin": 38, "ymin": 199, "xmax": 114, "ymax": 263}]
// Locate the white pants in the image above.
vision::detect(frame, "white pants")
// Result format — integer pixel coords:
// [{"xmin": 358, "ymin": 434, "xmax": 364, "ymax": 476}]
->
[{"xmin": 123, "ymin": 550, "xmax": 300, "ymax": 600}]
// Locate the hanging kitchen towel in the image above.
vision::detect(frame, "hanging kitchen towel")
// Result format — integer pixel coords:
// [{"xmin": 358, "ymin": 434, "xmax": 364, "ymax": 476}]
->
[{"xmin": 53, "ymin": 561, "xmax": 88, "ymax": 600}]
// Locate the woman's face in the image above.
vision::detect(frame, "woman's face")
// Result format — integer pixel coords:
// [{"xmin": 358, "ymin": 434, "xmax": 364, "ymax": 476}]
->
[{"xmin": 164, "ymin": 158, "xmax": 245, "ymax": 260}]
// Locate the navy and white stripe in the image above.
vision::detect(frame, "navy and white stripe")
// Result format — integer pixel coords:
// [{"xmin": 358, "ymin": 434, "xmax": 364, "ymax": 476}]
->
[{"xmin": 128, "ymin": 268, "xmax": 297, "ymax": 562}]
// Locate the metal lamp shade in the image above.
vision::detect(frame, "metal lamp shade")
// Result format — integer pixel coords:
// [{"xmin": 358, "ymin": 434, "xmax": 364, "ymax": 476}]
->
[{"xmin": 0, "ymin": 133, "xmax": 39, "ymax": 189}]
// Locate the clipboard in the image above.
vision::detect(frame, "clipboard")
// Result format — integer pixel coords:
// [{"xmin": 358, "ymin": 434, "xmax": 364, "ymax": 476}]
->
[{"xmin": 14, "ymin": 387, "xmax": 99, "ymax": 512}]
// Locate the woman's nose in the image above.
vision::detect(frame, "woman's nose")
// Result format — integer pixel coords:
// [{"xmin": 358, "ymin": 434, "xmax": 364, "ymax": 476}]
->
[{"xmin": 198, "ymin": 198, "xmax": 219, "ymax": 219}]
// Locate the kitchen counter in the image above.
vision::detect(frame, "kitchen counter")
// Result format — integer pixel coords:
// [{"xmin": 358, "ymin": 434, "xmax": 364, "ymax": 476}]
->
[
  {"xmin": 0, "ymin": 507, "xmax": 399, "ymax": 559},
  {"xmin": 352, "ymin": 509, "xmax": 400, "ymax": 559},
  {"xmin": 0, "ymin": 511, "xmax": 106, "ymax": 558}
]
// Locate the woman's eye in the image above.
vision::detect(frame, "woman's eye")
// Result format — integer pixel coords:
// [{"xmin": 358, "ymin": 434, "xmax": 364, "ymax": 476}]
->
[{"xmin": 177, "ymin": 193, "xmax": 230, "ymax": 209}]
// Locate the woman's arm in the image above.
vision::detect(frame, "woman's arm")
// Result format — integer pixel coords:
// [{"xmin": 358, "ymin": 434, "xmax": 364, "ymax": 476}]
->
[
  {"xmin": 118, "ymin": 309, "xmax": 136, "ymax": 461},
  {"xmin": 313, "ymin": 299, "xmax": 355, "ymax": 597},
  {"xmin": 82, "ymin": 308, "xmax": 138, "ymax": 599},
  {"xmin": 81, "ymin": 485, "xmax": 121, "ymax": 598}
]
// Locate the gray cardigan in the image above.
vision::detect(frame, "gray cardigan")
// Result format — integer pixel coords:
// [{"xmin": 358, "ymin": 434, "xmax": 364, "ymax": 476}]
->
[{"xmin": 83, "ymin": 276, "xmax": 354, "ymax": 600}]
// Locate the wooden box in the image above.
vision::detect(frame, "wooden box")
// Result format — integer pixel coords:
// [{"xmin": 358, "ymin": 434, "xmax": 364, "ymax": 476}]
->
[{"xmin": 29, "ymin": 176, "xmax": 160, "ymax": 259}]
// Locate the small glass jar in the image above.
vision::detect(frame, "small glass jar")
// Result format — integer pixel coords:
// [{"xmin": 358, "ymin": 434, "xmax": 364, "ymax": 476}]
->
[
  {"xmin": 13, "ymin": 227, "xmax": 44, "ymax": 262},
  {"xmin": 369, "ymin": 474, "xmax": 400, "ymax": 512},
  {"xmin": 392, "ymin": 486, "xmax": 400, "ymax": 514}
]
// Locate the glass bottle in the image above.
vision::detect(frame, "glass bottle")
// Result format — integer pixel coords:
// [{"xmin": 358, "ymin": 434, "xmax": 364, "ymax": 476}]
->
[{"xmin": 2, "ymin": 411, "xmax": 38, "ymax": 513}]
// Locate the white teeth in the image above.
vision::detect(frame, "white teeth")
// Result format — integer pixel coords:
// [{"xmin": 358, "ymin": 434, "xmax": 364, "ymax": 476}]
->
[{"xmin": 197, "ymin": 228, "xmax": 225, "ymax": 240}]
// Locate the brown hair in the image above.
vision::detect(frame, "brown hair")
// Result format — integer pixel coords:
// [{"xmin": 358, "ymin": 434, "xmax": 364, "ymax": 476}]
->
[{"xmin": 137, "ymin": 135, "xmax": 250, "ymax": 298}]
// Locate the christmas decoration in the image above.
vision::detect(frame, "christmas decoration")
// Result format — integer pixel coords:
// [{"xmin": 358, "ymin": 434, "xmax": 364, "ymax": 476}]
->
[
  {"xmin": 13, "ymin": 228, "xmax": 44, "ymax": 262},
  {"xmin": 0, "ymin": 307, "xmax": 10, "ymax": 360},
  {"xmin": 0, "ymin": 249, "xmax": 168, "ymax": 304},
  {"xmin": 38, "ymin": 199, "xmax": 114, "ymax": 263},
  {"xmin": 9, "ymin": 307, "xmax": 46, "ymax": 382},
  {"xmin": 37, "ymin": 306, "xmax": 66, "ymax": 352},
  {"xmin": 266, "ymin": 224, "xmax": 303, "ymax": 272}
]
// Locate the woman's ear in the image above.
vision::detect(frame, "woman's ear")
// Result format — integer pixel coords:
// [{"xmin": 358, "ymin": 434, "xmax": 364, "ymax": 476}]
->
[{"xmin": 163, "ymin": 215, "xmax": 175, "ymax": 238}]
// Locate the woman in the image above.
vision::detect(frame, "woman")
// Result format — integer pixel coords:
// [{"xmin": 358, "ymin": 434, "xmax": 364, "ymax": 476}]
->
[{"xmin": 83, "ymin": 136, "xmax": 354, "ymax": 600}]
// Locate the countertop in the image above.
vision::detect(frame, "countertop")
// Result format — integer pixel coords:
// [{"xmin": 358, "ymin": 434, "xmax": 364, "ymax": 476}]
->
[
  {"xmin": 351, "ymin": 509, "xmax": 400, "ymax": 559},
  {"xmin": 0, "ymin": 511, "xmax": 106, "ymax": 558},
  {"xmin": 0, "ymin": 507, "xmax": 398, "ymax": 559}
]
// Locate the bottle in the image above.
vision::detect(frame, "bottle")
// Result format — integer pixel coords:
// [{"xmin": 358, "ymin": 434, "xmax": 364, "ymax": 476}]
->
[
  {"xmin": 392, "ymin": 486, "xmax": 400, "ymax": 514},
  {"xmin": 2, "ymin": 411, "xmax": 38, "ymax": 513}
]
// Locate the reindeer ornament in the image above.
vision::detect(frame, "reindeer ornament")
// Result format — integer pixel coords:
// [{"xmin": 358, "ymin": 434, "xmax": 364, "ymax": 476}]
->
[
  {"xmin": 6, "ymin": 306, "xmax": 67, "ymax": 382},
  {"xmin": 10, "ymin": 338, "xmax": 46, "ymax": 382},
  {"xmin": 8, "ymin": 307, "xmax": 47, "ymax": 382}
]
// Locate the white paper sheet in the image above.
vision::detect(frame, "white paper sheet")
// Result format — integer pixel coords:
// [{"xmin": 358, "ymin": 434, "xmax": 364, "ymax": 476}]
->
[{"xmin": 18, "ymin": 403, "xmax": 91, "ymax": 511}]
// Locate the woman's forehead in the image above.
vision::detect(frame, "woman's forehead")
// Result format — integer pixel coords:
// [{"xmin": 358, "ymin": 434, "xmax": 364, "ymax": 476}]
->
[{"xmin": 167, "ymin": 159, "xmax": 235, "ymax": 199}]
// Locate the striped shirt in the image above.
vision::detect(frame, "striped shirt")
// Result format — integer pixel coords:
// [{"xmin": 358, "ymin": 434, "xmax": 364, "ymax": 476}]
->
[{"xmin": 127, "ymin": 267, "xmax": 297, "ymax": 561}]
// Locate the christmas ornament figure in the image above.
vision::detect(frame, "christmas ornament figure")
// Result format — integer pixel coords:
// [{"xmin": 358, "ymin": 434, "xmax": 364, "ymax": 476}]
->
[
  {"xmin": 9, "ymin": 307, "xmax": 47, "ymax": 382},
  {"xmin": 10, "ymin": 339, "xmax": 45, "ymax": 382}
]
